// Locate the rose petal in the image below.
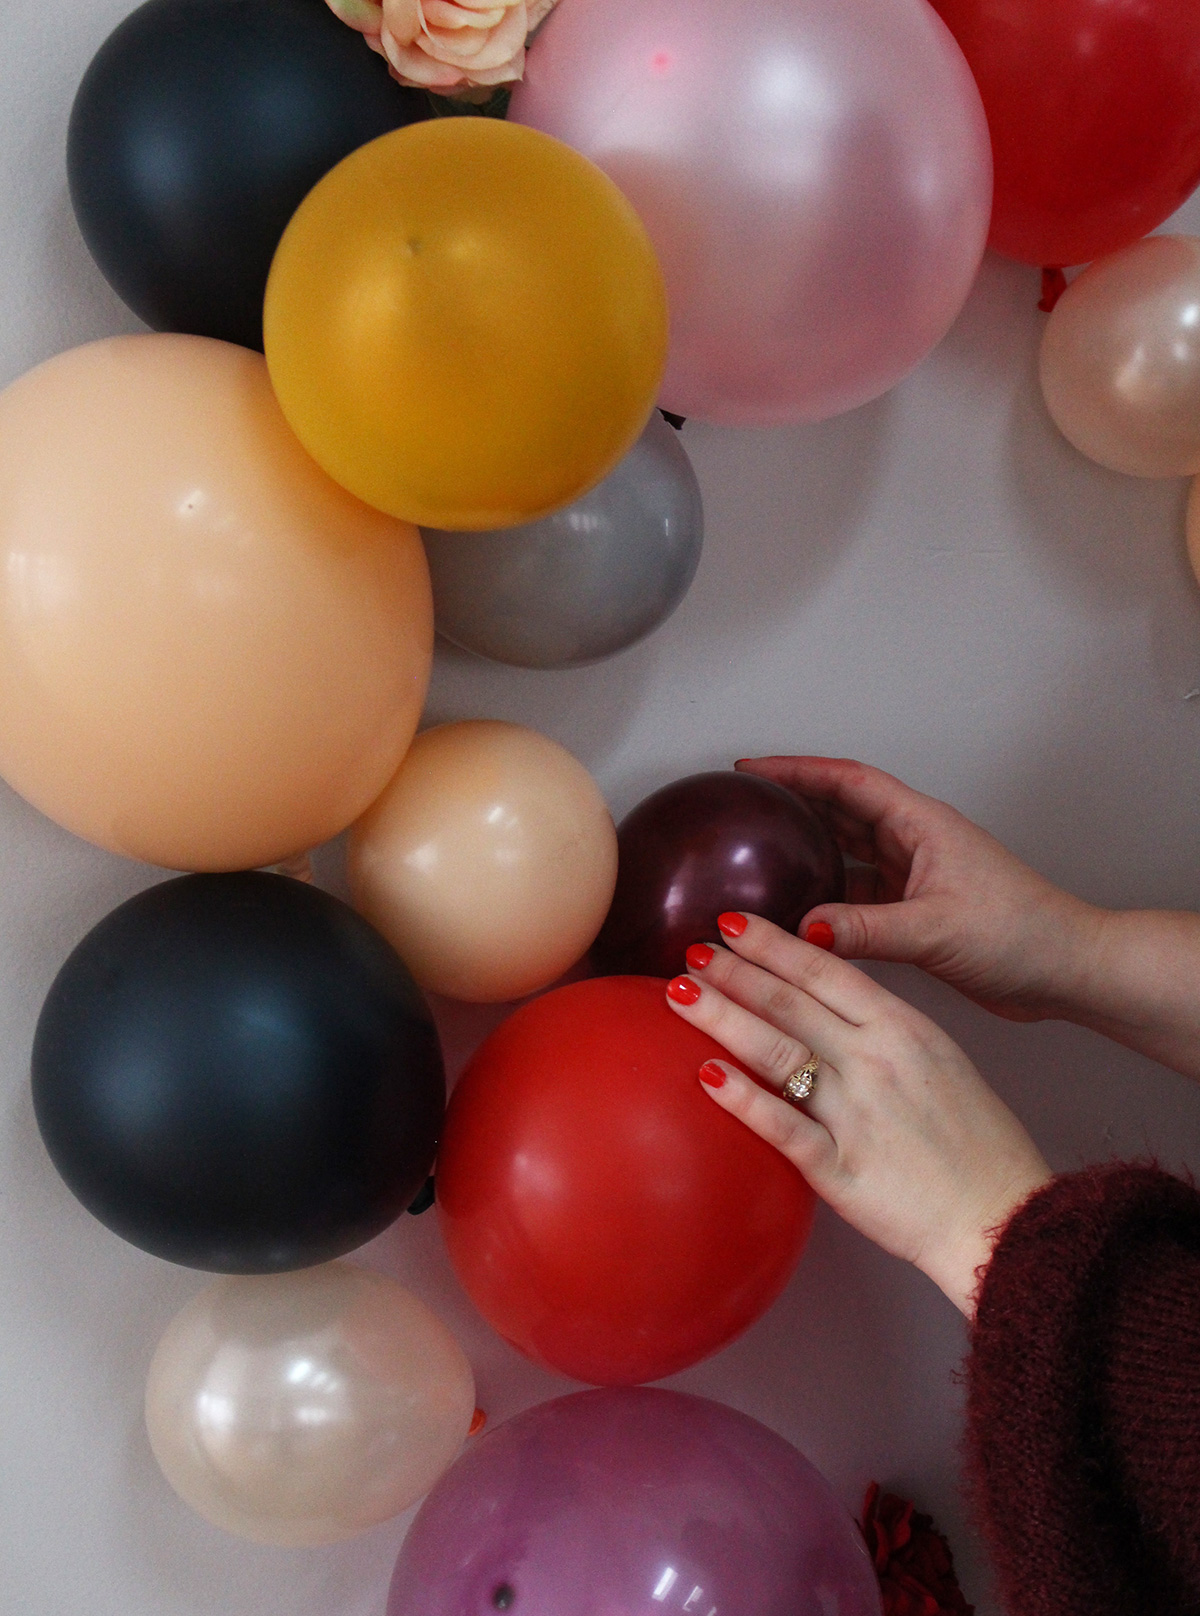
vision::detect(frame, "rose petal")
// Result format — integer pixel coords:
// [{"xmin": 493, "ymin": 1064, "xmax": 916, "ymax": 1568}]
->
[
  {"xmin": 325, "ymin": 0, "xmax": 386, "ymax": 33},
  {"xmin": 423, "ymin": 0, "xmax": 511, "ymax": 24},
  {"xmin": 379, "ymin": 0, "xmax": 425, "ymax": 47}
]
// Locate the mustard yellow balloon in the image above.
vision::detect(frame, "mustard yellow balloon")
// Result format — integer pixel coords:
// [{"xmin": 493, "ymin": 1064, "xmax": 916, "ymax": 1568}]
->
[
  {"xmin": 263, "ymin": 118, "xmax": 669, "ymax": 530},
  {"xmin": 0, "ymin": 335, "xmax": 432, "ymax": 871}
]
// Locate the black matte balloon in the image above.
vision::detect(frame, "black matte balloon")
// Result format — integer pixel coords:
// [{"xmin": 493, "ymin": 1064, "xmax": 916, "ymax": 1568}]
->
[
  {"xmin": 68, "ymin": 0, "xmax": 431, "ymax": 350},
  {"xmin": 590, "ymin": 772, "xmax": 845, "ymax": 979},
  {"xmin": 32, "ymin": 873, "xmax": 444, "ymax": 1272}
]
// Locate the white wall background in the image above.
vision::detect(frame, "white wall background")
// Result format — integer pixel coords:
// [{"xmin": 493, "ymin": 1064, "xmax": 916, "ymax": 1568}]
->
[{"xmin": 4, "ymin": 2, "xmax": 1200, "ymax": 1611}]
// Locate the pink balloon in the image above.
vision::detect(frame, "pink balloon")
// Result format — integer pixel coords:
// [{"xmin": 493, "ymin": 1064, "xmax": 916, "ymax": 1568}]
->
[{"xmin": 511, "ymin": 0, "xmax": 992, "ymax": 425}]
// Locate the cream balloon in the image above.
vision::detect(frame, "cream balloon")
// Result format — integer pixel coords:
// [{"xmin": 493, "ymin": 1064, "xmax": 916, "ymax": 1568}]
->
[
  {"xmin": 1040, "ymin": 236, "xmax": 1200, "ymax": 478},
  {"xmin": 349, "ymin": 721, "xmax": 617, "ymax": 1002},
  {"xmin": 0, "ymin": 335, "xmax": 432, "ymax": 870},
  {"xmin": 145, "ymin": 1264, "xmax": 475, "ymax": 1546}
]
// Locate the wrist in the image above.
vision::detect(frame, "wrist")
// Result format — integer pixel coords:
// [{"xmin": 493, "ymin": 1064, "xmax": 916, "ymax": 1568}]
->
[
  {"xmin": 1014, "ymin": 892, "xmax": 1112, "ymax": 1023},
  {"xmin": 918, "ymin": 1164, "xmax": 1053, "ymax": 1318}
]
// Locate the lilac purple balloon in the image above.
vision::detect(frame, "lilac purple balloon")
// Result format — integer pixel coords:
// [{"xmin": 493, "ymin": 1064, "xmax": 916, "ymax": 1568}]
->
[
  {"xmin": 387, "ymin": 1388, "xmax": 882, "ymax": 1616},
  {"xmin": 511, "ymin": 0, "xmax": 992, "ymax": 426}
]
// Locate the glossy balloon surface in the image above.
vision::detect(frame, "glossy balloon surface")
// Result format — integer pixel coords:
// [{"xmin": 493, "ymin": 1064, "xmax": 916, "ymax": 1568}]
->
[
  {"xmin": 423, "ymin": 413, "xmax": 702, "ymax": 669},
  {"xmin": 512, "ymin": 0, "xmax": 990, "ymax": 425},
  {"xmin": 264, "ymin": 119, "xmax": 668, "ymax": 528},
  {"xmin": 32, "ymin": 873, "xmax": 444, "ymax": 1271},
  {"xmin": 68, "ymin": 0, "xmax": 429, "ymax": 350},
  {"xmin": 388, "ymin": 1388, "xmax": 882, "ymax": 1616},
  {"xmin": 1041, "ymin": 237, "xmax": 1200, "ymax": 479},
  {"xmin": 146, "ymin": 1264, "xmax": 475, "ymax": 1544},
  {"xmin": 437, "ymin": 978, "xmax": 815, "ymax": 1384},
  {"xmin": 930, "ymin": 0, "xmax": 1200, "ymax": 267},
  {"xmin": 592, "ymin": 771, "xmax": 844, "ymax": 979},
  {"xmin": 349, "ymin": 722, "xmax": 617, "ymax": 1003},
  {"xmin": 0, "ymin": 335, "xmax": 432, "ymax": 871}
]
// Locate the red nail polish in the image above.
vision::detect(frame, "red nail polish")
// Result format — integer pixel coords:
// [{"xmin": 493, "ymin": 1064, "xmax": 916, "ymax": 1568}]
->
[
  {"xmin": 686, "ymin": 942, "xmax": 714, "ymax": 971},
  {"xmin": 698, "ymin": 1060, "xmax": 727, "ymax": 1088},
  {"xmin": 717, "ymin": 912, "xmax": 748, "ymax": 938},
  {"xmin": 667, "ymin": 975, "xmax": 701, "ymax": 1005},
  {"xmin": 805, "ymin": 921, "xmax": 836, "ymax": 952}
]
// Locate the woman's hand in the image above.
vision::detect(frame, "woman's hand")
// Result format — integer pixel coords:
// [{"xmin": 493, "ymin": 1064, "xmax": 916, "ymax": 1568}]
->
[
  {"xmin": 738, "ymin": 755, "xmax": 1102, "ymax": 1024},
  {"xmin": 667, "ymin": 913, "xmax": 1052, "ymax": 1316}
]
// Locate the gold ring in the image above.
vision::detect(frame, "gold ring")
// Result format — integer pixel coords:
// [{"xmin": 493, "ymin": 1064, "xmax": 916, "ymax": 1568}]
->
[{"xmin": 782, "ymin": 1056, "xmax": 819, "ymax": 1106}]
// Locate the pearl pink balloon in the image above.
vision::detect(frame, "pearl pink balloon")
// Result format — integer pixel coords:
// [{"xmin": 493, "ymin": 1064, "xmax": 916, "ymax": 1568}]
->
[
  {"xmin": 348, "ymin": 721, "xmax": 617, "ymax": 1002},
  {"xmin": 1040, "ymin": 237, "xmax": 1200, "ymax": 479},
  {"xmin": 145, "ymin": 1264, "xmax": 475, "ymax": 1545},
  {"xmin": 0, "ymin": 335, "xmax": 432, "ymax": 870},
  {"xmin": 511, "ymin": 0, "xmax": 991, "ymax": 426}
]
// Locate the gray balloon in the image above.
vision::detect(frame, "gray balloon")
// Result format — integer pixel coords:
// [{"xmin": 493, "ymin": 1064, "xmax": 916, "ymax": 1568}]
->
[{"xmin": 422, "ymin": 412, "xmax": 703, "ymax": 669}]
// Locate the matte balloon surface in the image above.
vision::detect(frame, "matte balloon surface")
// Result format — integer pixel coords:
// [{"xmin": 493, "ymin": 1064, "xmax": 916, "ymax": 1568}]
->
[
  {"xmin": 32, "ymin": 873, "xmax": 444, "ymax": 1271},
  {"xmin": 0, "ymin": 335, "xmax": 432, "ymax": 870},
  {"xmin": 437, "ymin": 977, "xmax": 815, "ymax": 1384},
  {"xmin": 511, "ymin": 0, "xmax": 990, "ymax": 425},
  {"xmin": 423, "ymin": 412, "xmax": 702, "ymax": 668},
  {"xmin": 930, "ymin": 0, "xmax": 1200, "ymax": 267},
  {"xmin": 1186, "ymin": 479, "xmax": 1200, "ymax": 589},
  {"xmin": 1040, "ymin": 237, "xmax": 1200, "ymax": 479},
  {"xmin": 349, "ymin": 721, "xmax": 617, "ymax": 1002},
  {"xmin": 264, "ymin": 119, "xmax": 668, "ymax": 527},
  {"xmin": 146, "ymin": 1264, "xmax": 475, "ymax": 1544},
  {"xmin": 592, "ymin": 771, "xmax": 845, "ymax": 979},
  {"xmin": 388, "ymin": 1388, "xmax": 882, "ymax": 1616},
  {"xmin": 68, "ymin": 0, "xmax": 429, "ymax": 350}
]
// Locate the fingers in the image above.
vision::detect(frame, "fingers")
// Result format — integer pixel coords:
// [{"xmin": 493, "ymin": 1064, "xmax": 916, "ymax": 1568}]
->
[
  {"xmin": 735, "ymin": 755, "xmax": 936, "ymax": 836},
  {"xmin": 798, "ymin": 897, "xmax": 946, "ymax": 965},
  {"xmin": 697, "ymin": 1060, "xmax": 837, "ymax": 1185},
  {"xmin": 704, "ymin": 912, "xmax": 887, "ymax": 1026},
  {"xmin": 667, "ymin": 969, "xmax": 837, "ymax": 1091}
]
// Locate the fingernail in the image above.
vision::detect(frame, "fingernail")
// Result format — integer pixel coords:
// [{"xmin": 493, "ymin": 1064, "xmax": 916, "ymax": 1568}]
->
[
  {"xmin": 698, "ymin": 1060, "xmax": 727, "ymax": 1089},
  {"xmin": 805, "ymin": 921, "xmax": 836, "ymax": 952},
  {"xmin": 717, "ymin": 912, "xmax": 748, "ymax": 938},
  {"xmin": 667, "ymin": 975, "xmax": 701, "ymax": 1005},
  {"xmin": 686, "ymin": 942, "xmax": 715, "ymax": 971}
]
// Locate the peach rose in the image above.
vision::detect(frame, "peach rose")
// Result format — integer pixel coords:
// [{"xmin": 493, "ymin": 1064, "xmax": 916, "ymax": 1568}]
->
[{"xmin": 326, "ymin": 0, "xmax": 557, "ymax": 93}]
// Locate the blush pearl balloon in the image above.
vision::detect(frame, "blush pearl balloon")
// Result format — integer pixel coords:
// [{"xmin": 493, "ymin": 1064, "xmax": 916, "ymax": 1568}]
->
[
  {"xmin": 423, "ymin": 412, "xmax": 703, "ymax": 669},
  {"xmin": 348, "ymin": 722, "xmax": 617, "ymax": 1003},
  {"xmin": 146, "ymin": 1263, "xmax": 475, "ymax": 1545},
  {"xmin": 0, "ymin": 335, "xmax": 432, "ymax": 871},
  {"xmin": 1040, "ymin": 237, "xmax": 1200, "ymax": 479},
  {"xmin": 32, "ymin": 873, "xmax": 444, "ymax": 1271},
  {"xmin": 592, "ymin": 771, "xmax": 844, "ymax": 979},
  {"xmin": 437, "ymin": 977, "xmax": 815, "ymax": 1385},
  {"xmin": 511, "ymin": 0, "xmax": 991, "ymax": 425},
  {"xmin": 387, "ymin": 1388, "xmax": 882, "ymax": 1616}
]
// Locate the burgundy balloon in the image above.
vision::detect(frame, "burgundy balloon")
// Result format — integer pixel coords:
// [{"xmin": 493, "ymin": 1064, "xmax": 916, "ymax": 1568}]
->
[
  {"xmin": 591, "ymin": 771, "xmax": 845, "ymax": 978},
  {"xmin": 387, "ymin": 1387, "xmax": 882, "ymax": 1616}
]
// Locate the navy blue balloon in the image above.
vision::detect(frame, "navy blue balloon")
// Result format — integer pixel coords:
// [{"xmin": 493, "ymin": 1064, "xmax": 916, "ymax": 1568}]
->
[
  {"xmin": 32, "ymin": 873, "xmax": 445, "ymax": 1272},
  {"xmin": 68, "ymin": 0, "xmax": 431, "ymax": 350}
]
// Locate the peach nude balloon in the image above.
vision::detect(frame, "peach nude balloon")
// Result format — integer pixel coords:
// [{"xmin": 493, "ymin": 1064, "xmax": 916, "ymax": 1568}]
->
[
  {"xmin": 1040, "ymin": 236, "xmax": 1200, "ymax": 479},
  {"xmin": 0, "ymin": 335, "xmax": 432, "ymax": 870},
  {"xmin": 1186, "ymin": 477, "xmax": 1200, "ymax": 585},
  {"xmin": 349, "ymin": 721, "xmax": 617, "ymax": 1002},
  {"xmin": 145, "ymin": 1264, "xmax": 475, "ymax": 1545}
]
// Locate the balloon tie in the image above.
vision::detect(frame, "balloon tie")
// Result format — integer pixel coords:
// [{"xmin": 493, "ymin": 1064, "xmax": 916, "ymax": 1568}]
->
[
  {"xmin": 1038, "ymin": 267, "xmax": 1068, "ymax": 313},
  {"xmin": 469, "ymin": 1408, "xmax": 487, "ymax": 1437}
]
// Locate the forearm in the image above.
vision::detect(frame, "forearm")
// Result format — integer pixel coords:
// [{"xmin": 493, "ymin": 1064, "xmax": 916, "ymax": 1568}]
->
[{"xmin": 1051, "ymin": 906, "xmax": 1200, "ymax": 1081}]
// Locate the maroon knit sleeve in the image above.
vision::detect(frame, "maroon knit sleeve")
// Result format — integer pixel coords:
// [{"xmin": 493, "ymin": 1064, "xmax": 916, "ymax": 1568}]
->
[{"xmin": 964, "ymin": 1163, "xmax": 1200, "ymax": 1616}]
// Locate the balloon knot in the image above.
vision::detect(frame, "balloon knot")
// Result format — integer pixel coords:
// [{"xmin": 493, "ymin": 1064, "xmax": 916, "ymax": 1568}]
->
[
  {"xmin": 659, "ymin": 409, "xmax": 686, "ymax": 430},
  {"xmin": 1038, "ymin": 266, "xmax": 1068, "ymax": 314},
  {"xmin": 406, "ymin": 1175, "xmax": 436, "ymax": 1215},
  {"xmin": 469, "ymin": 1407, "xmax": 488, "ymax": 1436}
]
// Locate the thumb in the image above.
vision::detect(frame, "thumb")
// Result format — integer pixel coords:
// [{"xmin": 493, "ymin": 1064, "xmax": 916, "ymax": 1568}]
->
[{"xmin": 800, "ymin": 898, "xmax": 939, "ymax": 966}]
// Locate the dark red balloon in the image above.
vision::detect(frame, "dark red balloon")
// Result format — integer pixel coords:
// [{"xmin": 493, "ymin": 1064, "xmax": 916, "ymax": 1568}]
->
[
  {"xmin": 590, "ymin": 770, "xmax": 844, "ymax": 979},
  {"xmin": 929, "ymin": 0, "xmax": 1200, "ymax": 267},
  {"xmin": 437, "ymin": 977, "xmax": 815, "ymax": 1386}
]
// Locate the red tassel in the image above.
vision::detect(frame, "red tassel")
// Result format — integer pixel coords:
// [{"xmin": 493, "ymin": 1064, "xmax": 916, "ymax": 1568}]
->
[
  {"xmin": 859, "ymin": 1483, "xmax": 975, "ymax": 1615},
  {"xmin": 1038, "ymin": 266, "xmax": 1068, "ymax": 313}
]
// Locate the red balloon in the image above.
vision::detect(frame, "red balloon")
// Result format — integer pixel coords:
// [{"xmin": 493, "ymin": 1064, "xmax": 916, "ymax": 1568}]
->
[
  {"xmin": 437, "ymin": 977, "xmax": 815, "ymax": 1386},
  {"xmin": 929, "ymin": 0, "xmax": 1200, "ymax": 267}
]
